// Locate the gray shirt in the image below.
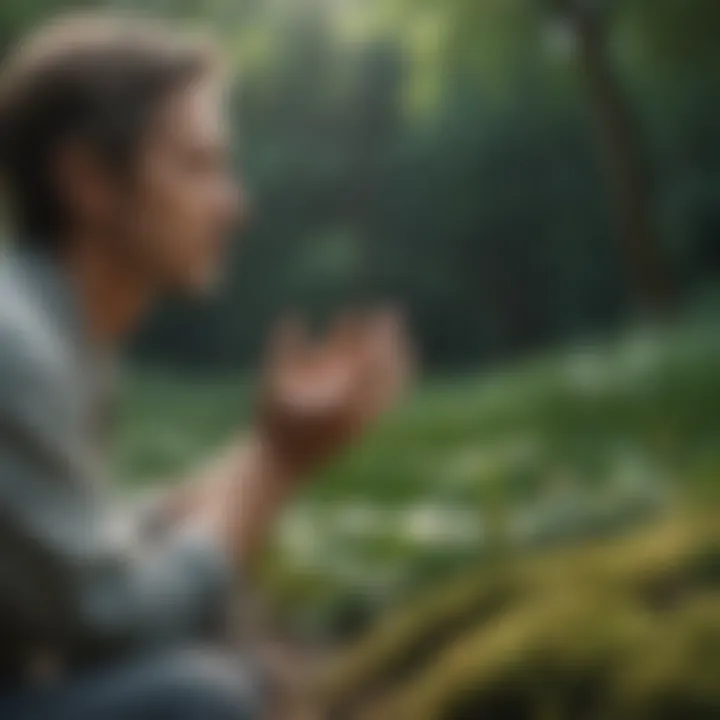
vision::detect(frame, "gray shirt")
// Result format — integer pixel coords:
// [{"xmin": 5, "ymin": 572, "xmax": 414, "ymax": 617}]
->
[{"xmin": 0, "ymin": 248, "xmax": 232, "ymax": 663}]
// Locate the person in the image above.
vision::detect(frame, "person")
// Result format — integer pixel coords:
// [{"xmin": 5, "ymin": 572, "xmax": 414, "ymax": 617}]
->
[{"xmin": 0, "ymin": 13, "xmax": 412, "ymax": 719}]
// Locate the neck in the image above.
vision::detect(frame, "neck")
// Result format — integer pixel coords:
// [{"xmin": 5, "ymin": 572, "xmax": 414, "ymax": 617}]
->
[{"xmin": 59, "ymin": 235, "xmax": 156, "ymax": 349}]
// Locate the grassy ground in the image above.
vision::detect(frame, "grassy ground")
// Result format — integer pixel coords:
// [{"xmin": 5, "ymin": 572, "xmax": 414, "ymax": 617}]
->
[
  {"xmin": 117, "ymin": 318, "xmax": 719, "ymax": 717},
  {"xmin": 118, "ymin": 320, "xmax": 719, "ymax": 633},
  {"xmin": 321, "ymin": 513, "xmax": 720, "ymax": 719}
]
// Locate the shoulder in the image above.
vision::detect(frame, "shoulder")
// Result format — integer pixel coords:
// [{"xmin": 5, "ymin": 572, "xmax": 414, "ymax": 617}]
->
[{"xmin": 0, "ymin": 263, "xmax": 74, "ymax": 409}]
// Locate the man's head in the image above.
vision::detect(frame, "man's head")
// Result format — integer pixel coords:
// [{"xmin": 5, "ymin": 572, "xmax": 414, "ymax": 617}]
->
[{"xmin": 0, "ymin": 14, "xmax": 240, "ymax": 291}]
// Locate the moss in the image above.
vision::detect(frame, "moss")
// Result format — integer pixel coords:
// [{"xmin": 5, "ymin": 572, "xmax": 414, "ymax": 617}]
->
[{"xmin": 323, "ymin": 514, "xmax": 720, "ymax": 719}]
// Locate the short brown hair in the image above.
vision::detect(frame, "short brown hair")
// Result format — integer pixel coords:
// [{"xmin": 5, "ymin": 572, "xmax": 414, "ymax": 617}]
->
[{"xmin": 0, "ymin": 13, "xmax": 217, "ymax": 248}]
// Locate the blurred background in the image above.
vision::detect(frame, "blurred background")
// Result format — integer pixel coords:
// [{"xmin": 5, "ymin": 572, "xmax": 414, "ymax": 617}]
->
[{"xmin": 2, "ymin": 0, "xmax": 720, "ymax": 717}]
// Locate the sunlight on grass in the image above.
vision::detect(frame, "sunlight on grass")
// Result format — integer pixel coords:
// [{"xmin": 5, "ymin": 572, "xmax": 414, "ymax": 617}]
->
[{"xmin": 119, "ymin": 320, "xmax": 719, "ymax": 629}]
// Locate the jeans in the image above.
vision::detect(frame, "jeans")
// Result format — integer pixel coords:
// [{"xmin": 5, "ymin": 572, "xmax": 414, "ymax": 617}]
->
[{"xmin": 0, "ymin": 647, "xmax": 264, "ymax": 719}]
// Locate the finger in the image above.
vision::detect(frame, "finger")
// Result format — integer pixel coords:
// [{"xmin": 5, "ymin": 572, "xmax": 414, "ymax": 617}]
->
[
  {"xmin": 390, "ymin": 313, "xmax": 418, "ymax": 398},
  {"xmin": 351, "ymin": 346, "xmax": 396, "ymax": 422},
  {"xmin": 326, "ymin": 308, "xmax": 377, "ymax": 360},
  {"xmin": 356, "ymin": 310, "xmax": 416, "ymax": 417},
  {"xmin": 268, "ymin": 314, "xmax": 311, "ymax": 369},
  {"xmin": 324, "ymin": 310, "xmax": 360, "ymax": 355},
  {"xmin": 365, "ymin": 306, "xmax": 405, "ymax": 353},
  {"xmin": 359, "ymin": 306, "xmax": 404, "ymax": 367}
]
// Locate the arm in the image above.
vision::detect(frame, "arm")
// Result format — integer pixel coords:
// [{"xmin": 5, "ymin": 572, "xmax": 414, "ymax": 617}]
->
[
  {"xmin": 0, "ymin": 339, "xmax": 239, "ymax": 654},
  {"xmin": 0, "ymin": 308, "xmax": 410, "ymax": 657},
  {"xmin": 169, "ymin": 434, "xmax": 297, "ymax": 563},
  {"xmin": 150, "ymin": 309, "xmax": 413, "ymax": 564},
  {"xmin": 142, "ymin": 435, "xmax": 296, "ymax": 564}
]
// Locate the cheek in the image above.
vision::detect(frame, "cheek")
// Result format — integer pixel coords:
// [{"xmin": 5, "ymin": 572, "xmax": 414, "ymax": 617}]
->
[
  {"xmin": 146, "ymin": 173, "xmax": 214, "ymax": 249},
  {"xmin": 179, "ymin": 183, "xmax": 228, "ymax": 254},
  {"xmin": 161, "ymin": 178, "xmax": 233, "ymax": 285},
  {"xmin": 129, "ymin": 155, "xmax": 235, "ymax": 288}
]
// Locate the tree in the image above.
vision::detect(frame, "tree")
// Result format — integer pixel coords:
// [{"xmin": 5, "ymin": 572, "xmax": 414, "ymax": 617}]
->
[{"xmin": 548, "ymin": 0, "xmax": 676, "ymax": 316}]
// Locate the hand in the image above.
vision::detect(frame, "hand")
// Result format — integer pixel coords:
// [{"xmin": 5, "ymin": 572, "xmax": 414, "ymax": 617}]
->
[
  {"xmin": 163, "ymin": 309, "xmax": 413, "ymax": 563},
  {"xmin": 257, "ymin": 309, "xmax": 414, "ymax": 478}
]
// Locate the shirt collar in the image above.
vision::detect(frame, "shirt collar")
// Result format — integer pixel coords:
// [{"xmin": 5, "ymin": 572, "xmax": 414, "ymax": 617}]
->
[
  {"xmin": 5, "ymin": 245, "xmax": 86, "ymax": 352},
  {"xmin": 3, "ymin": 245, "xmax": 120, "ymax": 399}
]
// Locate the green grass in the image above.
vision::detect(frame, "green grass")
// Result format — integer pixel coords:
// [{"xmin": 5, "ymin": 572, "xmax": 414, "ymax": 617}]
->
[
  {"xmin": 117, "ymin": 373, "xmax": 254, "ymax": 486},
  {"xmin": 116, "ymin": 319, "xmax": 720, "ymax": 716},
  {"xmin": 117, "ymin": 320, "xmax": 720, "ymax": 631}
]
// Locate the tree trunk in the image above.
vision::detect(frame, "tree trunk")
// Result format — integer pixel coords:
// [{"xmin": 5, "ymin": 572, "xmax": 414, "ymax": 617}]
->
[{"xmin": 567, "ymin": 3, "xmax": 676, "ymax": 316}]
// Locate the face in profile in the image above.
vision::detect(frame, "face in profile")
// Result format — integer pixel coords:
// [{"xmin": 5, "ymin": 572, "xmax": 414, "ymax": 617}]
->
[{"xmin": 117, "ymin": 76, "xmax": 241, "ymax": 292}]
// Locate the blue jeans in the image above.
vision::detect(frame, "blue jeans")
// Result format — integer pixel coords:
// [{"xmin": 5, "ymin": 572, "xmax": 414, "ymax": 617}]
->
[{"xmin": 0, "ymin": 647, "xmax": 264, "ymax": 719}]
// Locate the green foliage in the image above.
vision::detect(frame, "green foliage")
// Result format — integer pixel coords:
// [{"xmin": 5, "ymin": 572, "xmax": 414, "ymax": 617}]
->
[
  {"xmin": 323, "ymin": 516, "xmax": 720, "ymax": 719},
  {"xmin": 0, "ymin": 5, "xmax": 717, "ymax": 712},
  {"xmin": 1, "ymin": 0, "xmax": 719, "ymax": 367},
  {"xmin": 118, "ymin": 319, "xmax": 720, "ymax": 636}
]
